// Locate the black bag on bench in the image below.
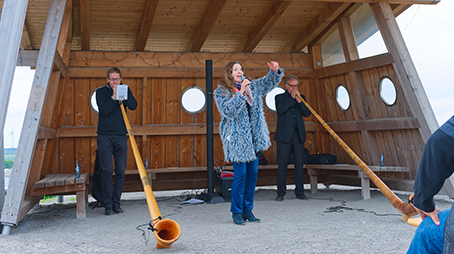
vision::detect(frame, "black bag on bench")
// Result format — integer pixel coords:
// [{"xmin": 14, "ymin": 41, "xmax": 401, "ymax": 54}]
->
[{"xmin": 308, "ymin": 153, "xmax": 337, "ymax": 164}]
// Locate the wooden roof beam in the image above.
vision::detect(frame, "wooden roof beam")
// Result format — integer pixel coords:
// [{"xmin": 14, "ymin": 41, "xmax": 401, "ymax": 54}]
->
[
  {"xmin": 21, "ymin": 18, "xmax": 35, "ymax": 50},
  {"xmin": 57, "ymin": 0, "xmax": 73, "ymax": 57},
  {"xmin": 80, "ymin": 0, "xmax": 89, "ymax": 50},
  {"xmin": 236, "ymin": 0, "xmax": 292, "ymax": 52},
  {"xmin": 134, "ymin": 0, "xmax": 159, "ymax": 51},
  {"xmin": 186, "ymin": 0, "xmax": 227, "ymax": 52},
  {"xmin": 283, "ymin": 2, "xmax": 351, "ymax": 53},
  {"xmin": 391, "ymin": 4, "xmax": 411, "ymax": 16},
  {"xmin": 310, "ymin": 0, "xmax": 439, "ymax": 4}
]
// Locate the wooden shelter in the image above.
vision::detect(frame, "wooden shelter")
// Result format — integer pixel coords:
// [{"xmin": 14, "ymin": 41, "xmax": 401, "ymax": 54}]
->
[{"xmin": 0, "ymin": 0, "xmax": 444, "ymax": 228}]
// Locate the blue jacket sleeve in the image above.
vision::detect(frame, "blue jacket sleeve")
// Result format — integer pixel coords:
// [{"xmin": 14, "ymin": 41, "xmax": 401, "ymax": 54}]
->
[{"xmin": 214, "ymin": 87, "xmax": 247, "ymax": 120}]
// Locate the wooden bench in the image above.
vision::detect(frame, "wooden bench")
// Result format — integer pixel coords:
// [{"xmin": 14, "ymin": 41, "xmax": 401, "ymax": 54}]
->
[
  {"xmin": 30, "ymin": 173, "xmax": 90, "ymax": 218},
  {"xmin": 305, "ymin": 164, "xmax": 409, "ymax": 200}
]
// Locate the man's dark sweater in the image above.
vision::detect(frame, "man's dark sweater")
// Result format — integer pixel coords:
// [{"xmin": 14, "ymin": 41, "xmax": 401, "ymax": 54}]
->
[
  {"xmin": 96, "ymin": 84, "xmax": 137, "ymax": 136},
  {"xmin": 413, "ymin": 116, "xmax": 454, "ymax": 212}
]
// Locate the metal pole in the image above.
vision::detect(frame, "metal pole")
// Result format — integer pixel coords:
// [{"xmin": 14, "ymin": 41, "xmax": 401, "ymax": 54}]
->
[{"xmin": 206, "ymin": 59, "xmax": 214, "ymax": 194}]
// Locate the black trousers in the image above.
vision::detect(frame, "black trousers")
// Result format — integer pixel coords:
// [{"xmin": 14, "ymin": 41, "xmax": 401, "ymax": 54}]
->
[
  {"xmin": 97, "ymin": 134, "xmax": 128, "ymax": 208},
  {"xmin": 276, "ymin": 130, "xmax": 305, "ymax": 196}
]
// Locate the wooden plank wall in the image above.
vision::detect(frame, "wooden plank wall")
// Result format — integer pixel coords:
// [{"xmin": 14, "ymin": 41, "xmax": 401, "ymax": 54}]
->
[
  {"xmin": 31, "ymin": 51, "xmax": 426, "ymax": 192},
  {"xmin": 318, "ymin": 63, "xmax": 423, "ymax": 179}
]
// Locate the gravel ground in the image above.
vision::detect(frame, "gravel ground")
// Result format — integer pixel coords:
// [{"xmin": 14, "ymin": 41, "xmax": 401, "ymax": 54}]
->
[{"xmin": 0, "ymin": 185, "xmax": 452, "ymax": 254}]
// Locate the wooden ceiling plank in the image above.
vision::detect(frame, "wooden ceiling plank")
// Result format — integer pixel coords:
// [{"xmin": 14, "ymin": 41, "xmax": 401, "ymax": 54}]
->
[
  {"xmin": 236, "ymin": 0, "xmax": 292, "ymax": 52},
  {"xmin": 186, "ymin": 0, "xmax": 228, "ymax": 52},
  {"xmin": 310, "ymin": 0, "xmax": 438, "ymax": 4},
  {"xmin": 80, "ymin": 0, "xmax": 90, "ymax": 50},
  {"xmin": 134, "ymin": 0, "xmax": 159, "ymax": 51},
  {"xmin": 283, "ymin": 2, "xmax": 351, "ymax": 53}
]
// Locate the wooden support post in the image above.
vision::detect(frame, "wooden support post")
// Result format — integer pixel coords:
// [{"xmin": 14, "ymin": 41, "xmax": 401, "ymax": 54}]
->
[
  {"xmin": 358, "ymin": 171, "xmax": 371, "ymax": 200},
  {"xmin": 1, "ymin": 0, "xmax": 68, "ymax": 227},
  {"xmin": 0, "ymin": 0, "xmax": 29, "ymax": 138},
  {"xmin": 0, "ymin": 136, "xmax": 4, "ymax": 209},
  {"xmin": 370, "ymin": 2, "xmax": 453, "ymax": 197}
]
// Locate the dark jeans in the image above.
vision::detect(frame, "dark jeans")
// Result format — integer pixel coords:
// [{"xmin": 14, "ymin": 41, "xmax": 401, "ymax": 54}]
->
[
  {"xmin": 97, "ymin": 134, "xmax": 128, "ymax": 208},
  {"xmin": 276, "ymin": 130, "xmax": 305, "ymax": 197}
]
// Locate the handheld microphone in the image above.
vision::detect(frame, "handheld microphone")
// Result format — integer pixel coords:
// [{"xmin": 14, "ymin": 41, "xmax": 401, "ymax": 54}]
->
[{"xmin": 241, "ymin": 76, "xmax": 246, "ymax": 81}]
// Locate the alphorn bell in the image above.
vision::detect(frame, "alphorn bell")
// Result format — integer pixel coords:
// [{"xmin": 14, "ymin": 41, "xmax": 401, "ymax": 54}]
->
[
  {"xmin": 296, "ymin": 94, "xmax": 417, "ymax": 220},
  {"xmin": 119, "ymin": 101, "xmax": 181, "ymax": 249}
]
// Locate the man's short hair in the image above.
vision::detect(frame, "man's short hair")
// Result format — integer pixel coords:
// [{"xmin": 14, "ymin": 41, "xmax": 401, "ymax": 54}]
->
[
  {"xmin": 285, "ymin": 75, "xmax": 299, "ymax": 84},
  {"xmin": 107, "ymin": 67, "xmax": 122, "ymax": 79}
]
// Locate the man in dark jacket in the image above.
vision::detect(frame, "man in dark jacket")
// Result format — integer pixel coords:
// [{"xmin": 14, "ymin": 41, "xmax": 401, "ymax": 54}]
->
[
  {"xmin": 274, "ymin": 75, "xmax": 311, "ymax": 201},
  {"xmin": 407, "ymin": 115, "xmax": 454, "ymax": 253},
  {"xmin": 96, "ymin": 67, "xmax": 137, "ymax": 215}
]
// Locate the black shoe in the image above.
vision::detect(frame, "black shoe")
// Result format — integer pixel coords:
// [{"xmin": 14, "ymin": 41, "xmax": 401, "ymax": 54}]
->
[
  {"xmin": 113, "ymin": 206, "xmax": 124, "ymax": 214},
  {"xmin": 296, "ymin": 194, "xmax": 308, "ymax": 200},
  {"xmin": 105, "ymin": 207, "xmax": 114, "ymax": 215},
  {"xmin": 275, "ymin": 195, "xmax": 284, "ymax": 201}
]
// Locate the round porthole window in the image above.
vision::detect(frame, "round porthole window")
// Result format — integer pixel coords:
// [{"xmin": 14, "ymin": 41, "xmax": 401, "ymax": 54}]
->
[
  {"xmin": 89, "ymin": 87, "xmax": 101, "ymax": 114},
  {"xmin": 379, "ymin": 77, "xmax": 397, "ymax": 106},
  {"xmin": 265, "ymin": 86, "xmax": 285, "ymax": 111},
  {"xmin": 336, "ymin": 85, "xmax": 350, "ymax": 111},
  {"xmin": 181, "ymin": 87, "xmax": 206, "ymax": 114}
]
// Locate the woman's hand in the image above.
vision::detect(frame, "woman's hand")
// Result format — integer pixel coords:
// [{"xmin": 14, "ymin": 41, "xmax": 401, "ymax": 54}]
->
[
  {"xmin": 268, "ymin": 61, "xmax": 279, "ymax": 73},
  {"xmin": 239, "ymin": 78, "xmax": 251, "ymax": 94}
]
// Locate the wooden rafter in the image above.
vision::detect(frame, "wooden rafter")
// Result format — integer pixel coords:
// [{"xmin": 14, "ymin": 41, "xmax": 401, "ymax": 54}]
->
[
  {"xmin": 282, "ymin": 2, "xmax": 351, "ymax": 53},
  {"xmin": 391, "ymin": 4, "xmax": 411, "ymax": 16},
  {"xmin": 57, "ymin": 0, "xmax": 73, "ymax": 57},
  {"xmin": 134, "ymin": 0, "xmax": 159, "ymax": 51},
  {"xmin": 236, "ymin": 0, "xmax": 292, "ymax": 52},
  {"xmin": 186, "ymin": 0, "xmax": 227, "ymax": 52},
  {"xmin": 337, "ymin": 17, "xmax": 358, "ymax": 62},
  {"xmin": 80, "ymin": 0, "xmax": 89, "ymax": 50},
  {"xmin": 310, "ymin": 0, "xmax": 439, "ymax": 4},
  {"xmin": 21, "ymin": 18, "xmax": 34, "ymax": 50}
]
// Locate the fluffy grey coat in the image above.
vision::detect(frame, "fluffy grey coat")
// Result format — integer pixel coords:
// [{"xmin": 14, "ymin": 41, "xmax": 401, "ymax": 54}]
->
[{"xmin": 214, "ymin": 68, "xmax": 284, "ymax": 163}]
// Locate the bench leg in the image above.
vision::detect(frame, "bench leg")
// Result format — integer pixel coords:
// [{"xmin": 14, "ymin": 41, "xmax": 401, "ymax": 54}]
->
[
  {"xmin": 359, "ymin": 171, "xmax": 371, "ymax": 200},
  {"xmin": 76, "ymin": 189, "xmax": 87, "ymax": 218},
  {"xmin": 308, "ymin": 169, "xmax": 318, "ymax": 194}
]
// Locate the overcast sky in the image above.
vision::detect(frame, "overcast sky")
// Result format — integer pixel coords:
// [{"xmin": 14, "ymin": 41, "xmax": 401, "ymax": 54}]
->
[{"xmin": 2, "ymin": 1, "xmax": 453, "ymax": 149}]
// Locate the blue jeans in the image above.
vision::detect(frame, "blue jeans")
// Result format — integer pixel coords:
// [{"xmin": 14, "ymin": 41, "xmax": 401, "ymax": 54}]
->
[
  {"xmin": 407, "ymin": 208, "xmax": 450, "ymax": 254},
  {"xmin": 230, "ymin": 158, "xmax": 259, "ymax": 214}
]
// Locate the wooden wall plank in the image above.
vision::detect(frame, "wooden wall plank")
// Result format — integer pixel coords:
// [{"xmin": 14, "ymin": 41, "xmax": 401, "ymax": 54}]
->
[
  {"xmin": 68, "ymin": 51, "xmax": 312, "ymax": 69},
  {"xmin": 165, "ymin": 78, "xmax": 180, "ymax": 167},
  {"xmin": 180, "ymin": 77, "xmax": 195, "ymax": 167}
]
